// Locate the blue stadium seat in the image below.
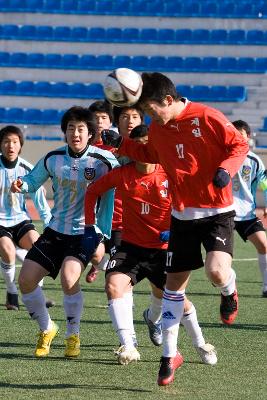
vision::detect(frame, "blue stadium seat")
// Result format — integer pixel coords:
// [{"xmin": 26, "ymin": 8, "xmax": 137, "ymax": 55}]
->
[
  {"xmin": 69, "ymin": 83, "xmax": 87, "ymax": 97},
  {"xmin": 261, "ymin": 117, "xmax": 267, "ymax": 131},
  {"xmin": 60, "ymin": 0, "xmax": 77, "ymax": 12},
  {"xmin": 182, "ymin": 2, "xmax": 200, "ymax": 16},
  {"xmin": 24, "ymin": 108, "xmax": 42, "ymax": 124},
  {"xmin": 70, "ymin": 27, "xmax": 88, "ymax": 41},
  {"xmin": 16, "ymin": 80, "xmax": 34, "ymax": 95},
  {"xmin": 0, "ymin": 80, "xmax": 16, "ymax": 94},
  {"xmin": 88, "ymin": 27, "xmax": 106, "ymax": 41},
  {"xmin": 219, "ymin": 57, "xmax": 238, "ymax": 72},
  {"xmin": 53, "ymin": 26, "xmax": 71, "ymax": 40},
  {"xmin": 43, "ymin": 0, "xmax": 59, "ymax": 12},
  {"xmin": 27, "ymin": 0, "xmax": 42, "ymax": 11},
  {"xmin": 175, "ymin": 29, "xmax": 192, "ymax": 43},
  {"xmin": 192, "ymin": 29, "xmax": 210, "ymax": 43},
  {"xmin": 191, "ymin": 85, "xmax": 210, "ymax": 100},
  {"xmin": 112, "ymin": 1, "xmax": 129, "ymax": 14},
  {"xmin": 184, "ymin": 57, "xmax": 202, "ymax": 71},
  {"xmin": 40, "ymin": 109, "xmax": 60, "ymax": 124},
  {"xmin": 8, "ymin": 0, "xmax": 27, "ymax": 10},
  {"xmin": 176, "ymin": 85, "xmax": 192, "ymax": 98},
  {"xmin": 246, "ymin": 30, "xmax": 265, "ymax": 44},
  {"xmin": 94, "ymin": 55, "xmax": 114, "ymax": 69},
  {"xmin": 226, "ymin": 86, "xmax": 246, "ymax": 102},
  {"xmin": 44, "ymin": 53, "xmax": 62, "ymax": 68},
  {"xmin": 165, "ymin": 56, "xmax": 184, "ymax": 71},
  {"xmin": 131, "ymin": 56, "xmax": 149, "ymax": 70},
  {"xmin": 254, "ymin": 58, "xmax": 267, "ymax": 72},
  {"xmin": 237, "ymin": 57, "xmax": 255, "ymax": 72},
  {"xmin": 163, "ymin": 2, "xmax": 182, "ymax": 16},
  {"xmin": 146, "ymin": 2, "xmax": 162, "ymax": 16},
  {"xmin": 95, "ymin": 0, "xmax": 113, "ymax": 13},
  {"xmin": 36, "ymin": 25, "xmax": 53, "ymax": 40},
  {"xmin": 86, "ymin": 83, "xmax": 104, "ymax": 99},
  {"xmin": 148, "ymin": 56, "xmax": 167, "ymax": 70},
  {"xmin": 234, "ymin": 3, "xmax": 253, "ymax": 17},
  {"xmin": 77, "ymin": 0, "xmax": 96, "ymax": 12},
  {"xmin": 34, "ymin": 81, "xmax": 51, "ymax": 96},
  {"xmin": 201, "ymin": 57, "xmax": 219, "ymax": 71},
  {"xmin": 208, "ymin": 86, "xmax": 228, "ymax": 101},
  {"xmin": 6, "ymin": 108, "xmax": 24, "ymax": 123},
  {"xmin": 1, "ymin": 24, "xmax": 19, "ymax": 38},
  {"xmin": 227, "ymin": 30, "xmax": 246, "ymax": 44},
  {"xmin": 106, "ymin": 28, "xmax": 122, "ymax": 42},
  {"xmin": 62, "ymin": 54, "xmax": 79, "ymax": 68},
  {"xmin": 121, "ymin": 28, "xmax": 140, "ymax": 42},
  {"xmin": 210, "ymin": 29, "xmax": 228, "ymax": 43},
  {"xmin": 218, "ymin": 3, "xmax": 235, "ymax": 17},
  {"xmin": 140, "ymin": 28, "xmax": 158, "ymax": 42},
  {"xmin": 200, "ymin": 2, "xmax": 218, "ymax": 16},
  {"xmin": 19, "ymin": 25, "xmax": 36, "ymax": 39},
  {"xmin": 0, "ymin": 107, "xmax": 7, "ymax": 122},
  {"xmin": 128, "ymin": 1, "xmax": 148, "ymax": 15},
  {"xmin": 78, "ymin": 55, "xmax": 97, "ymax": 68},
  {"xmin": 25, "ymin": 53, "xmax": 45, "ymax": 67},
  {"xmin": 0, "ymin": 52, "xmax": 10, "ymax": 66},
  {"xmin": 9, "ymin": 52, "xmax": 26, "ymax": 67},
  {"xmin": 157, "ymin": 29, "xmax": 175, "ymax": 43},
  {"xmin": 113, "ymin": 55, "xmax": 132, "ymax": 69},
  {"xmin": 50, "ymin": 82, "xmax": 69, "ymax": 97}
]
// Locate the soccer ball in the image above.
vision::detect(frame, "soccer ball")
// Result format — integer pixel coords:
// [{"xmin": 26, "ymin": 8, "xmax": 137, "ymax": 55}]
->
[{"xmin": 103, "ymin": 68, "xmax": 143, "ymax": 107}]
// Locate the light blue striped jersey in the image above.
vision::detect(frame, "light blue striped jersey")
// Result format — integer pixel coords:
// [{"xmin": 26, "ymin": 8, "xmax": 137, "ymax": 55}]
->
[
  {"xmin": 232, "ymin": 150, "xmax": 267, "ymax": 221},
  {"xmin": 20, "ymin": 144, "xmax": 119, "ymax": 236},
  {"xmin": 0, "ymin": 156, "xmax": 51, "ymax": 227}
]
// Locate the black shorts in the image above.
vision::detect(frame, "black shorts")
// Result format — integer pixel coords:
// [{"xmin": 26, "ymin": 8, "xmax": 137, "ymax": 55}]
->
[
  {"xmin": 25, "ymin": 227, "xmax": 91, "ymax": 279},
  {"xmin": 105, "ymin": 241, "xmax": 167, "ymax": 290},
  {"xmin": 167, "ymin": 211, "xmax": 235, "ymax": 273},
  {"xmin": 104, "ymin": 229, "xmax": 122, "ymax": 256},
  {"xmin": 0, "ymin": 220, "xmax": 36, "ymax": 246},
  {"xmin": 235, "ymin": 218, "xmax": 265, "ymax": 242}
]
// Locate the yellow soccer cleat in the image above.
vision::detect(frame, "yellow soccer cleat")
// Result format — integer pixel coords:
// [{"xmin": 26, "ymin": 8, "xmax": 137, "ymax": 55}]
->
[
  {"xmin": 35, "ymin": 321, "xmax": 59, "ymax": 357},
  {"xmin": 64, "ymin": 334, "xmax": 80, "ymax": 358}
]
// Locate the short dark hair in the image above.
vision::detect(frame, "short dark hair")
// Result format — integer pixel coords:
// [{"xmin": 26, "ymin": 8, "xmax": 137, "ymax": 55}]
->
[
  {"xmin": 232, "ymin": 120, "xmax": 251, "ymax": 137},
  {"xmin": 138, "ymin": 72, "xmax": 181, "ymax": 105},
  {"xmin": 88, "ymin": 100, "xmax": 113, "ymax": 123},
  {"xmin": 0, "ymin": 125, "xmax": 24, "ymax": 149},
  {"xmin": 129, "ymin": 124, "xmax": 148, "ymax": 139},
  {"xmin": 113, "ymin": 105, "xmax": 144, "ymax": 127},
  {"xmin": 61, "ymin": 106, "xmax": 97, "ymax": 138}
]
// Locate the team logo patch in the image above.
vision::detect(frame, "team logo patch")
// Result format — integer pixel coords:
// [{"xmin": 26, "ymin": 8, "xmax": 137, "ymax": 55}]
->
[
  {"xmin": 84, "ymin": 167, "xmax": 96, "ymax": 180},
  {"xmin": 241, "ymin": 165, "xmax": 251, "ymax": 182}
]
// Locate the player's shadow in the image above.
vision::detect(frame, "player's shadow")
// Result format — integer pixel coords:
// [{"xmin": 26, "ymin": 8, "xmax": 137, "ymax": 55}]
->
[
  {"xmin": 0, "ymin": 381, "xmax": 152, "ymax": 393},
  {"xmin": 199, "ymin": 322, "xmax": 267, "ymax": 331}
]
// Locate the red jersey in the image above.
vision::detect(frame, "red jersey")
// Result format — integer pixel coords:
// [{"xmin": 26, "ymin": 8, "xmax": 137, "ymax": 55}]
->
[
  {"xmin": 118, "ymin": 101, "xmax": 249, "ymax": 213},
  {"xmin": 85, "ymin": 163, "xmax": 171, "ymax": 249}
]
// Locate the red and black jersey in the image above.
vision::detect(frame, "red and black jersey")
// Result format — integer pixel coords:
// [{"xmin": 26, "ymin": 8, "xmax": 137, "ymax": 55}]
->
[
  {"xmin": 85, "ymin": 163, "xmax": 170, "ymax": 249},
  {"xmin": 118, "ymin": 101, "xmax": 249, "ymax": 212}
]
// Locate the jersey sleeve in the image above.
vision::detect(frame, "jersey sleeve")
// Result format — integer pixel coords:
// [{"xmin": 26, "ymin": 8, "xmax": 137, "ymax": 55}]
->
[
  {"xmin": 84, "ymin": 167, "xmax": 123, "ymax": 231},
  {"xmin": 29, "ymin": 186, "xmax": 51, "ymax": 226},
  {"xmin": 118, "ymin": 134, "xmax": 159, "ymax": 164},
  {"xmin": 20, "ymin": 157, "xmax": 50, "ymax": 193},
  {"xmin": 204, "ymin": 108, "xmax": 249, "ymax": 177}
]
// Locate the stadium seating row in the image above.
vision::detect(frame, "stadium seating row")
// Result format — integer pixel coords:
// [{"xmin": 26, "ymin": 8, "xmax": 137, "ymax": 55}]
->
[
  {"xmin": 0, "ymin": 107, "xmax": 63, "ymax": 124},
  {"xmin": 0, "ymin": 80, "xmax": 247, "ymax": 102},
  {"xmin": 0, "ymin": 0, "xmax": 266, "ymax": 18},
  {"xmin": 0, "ymin": 52, "xmax": 267, "ymax": 73},
  {"xmin": 1, "ymin": 25, "xmax": 267, "ymax": 45}
]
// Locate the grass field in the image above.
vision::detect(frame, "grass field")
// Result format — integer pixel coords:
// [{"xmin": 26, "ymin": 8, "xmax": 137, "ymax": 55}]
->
[{"xmin": 0, "ymin": 225, "xmax": 266, "ymax": 400}]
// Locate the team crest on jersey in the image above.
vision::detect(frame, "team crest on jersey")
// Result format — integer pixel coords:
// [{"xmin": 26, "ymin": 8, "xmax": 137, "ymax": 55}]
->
[
  {"xmin": 84, "ymin": 167, "xmax": 96, "ymax": 180},
  {"xmin": 241, "ymin": 165, "xmax": 251, "ymax": 182}
]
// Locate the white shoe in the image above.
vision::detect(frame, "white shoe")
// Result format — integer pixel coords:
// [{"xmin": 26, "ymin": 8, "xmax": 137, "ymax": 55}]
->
[
  {"xmin": 114, "ymin": 345, "xmax": 140, "ymax": 365},
  {"xmin": 195, "ymin": 343, "xmax": 217, "ymax": 365}
]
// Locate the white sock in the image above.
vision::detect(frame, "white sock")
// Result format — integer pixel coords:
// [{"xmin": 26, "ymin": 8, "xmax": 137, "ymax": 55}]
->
[
  {"xmin": 219, "ymin": 269, "xmax": 236, "ymax": 296},
  {"xmin": 258, "ymin": 253, "xmax": 267, "ymax": 291},
  {"xmin": 148, "ymin": 294, "xmax": 162, "ymax": 324},
  {"xmin": 15, "ymin": 248, "xmax": 27, "ymax": 263},
  {"xmin": 63, "ymin": 291, "xmax": 84, "ymax": 337},
  {"xmin": 162, "ymin": 289, "xmax": 185, "ymax": 357},
  {"xmin": 108, "ymin": 297, "xmax": 135, "ymax": 349},
  {"xmin": 123, "ymin": 291, "xmax": 137, "ymax": 346},
  {"xmin": 181, "ymin": 304, "xmax": 205, "ymax": 347},
  {"xmin": 1, "ymin": 261, "xmax": 18, "ymax": 294},
  {"xmin": 22, "ymin": 286, "xmax": 52, "ymax": 331}
]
